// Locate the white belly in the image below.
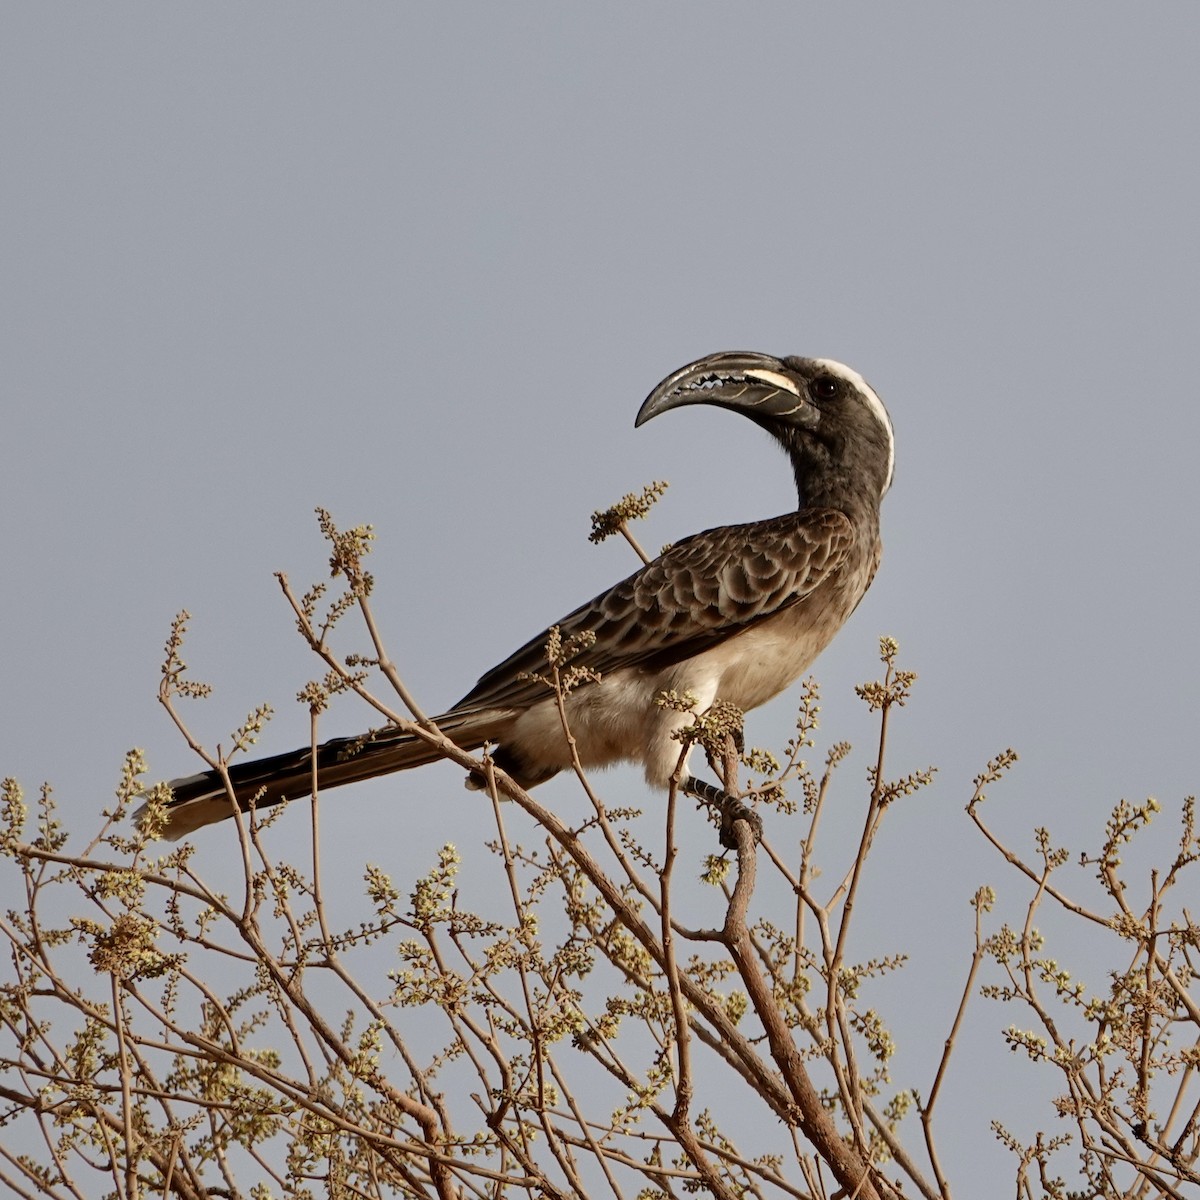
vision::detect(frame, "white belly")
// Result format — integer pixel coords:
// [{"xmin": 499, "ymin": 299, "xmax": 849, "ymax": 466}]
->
[{"xmin": 507, "ymin": 600, "xmax": 844, "ymax": 790}]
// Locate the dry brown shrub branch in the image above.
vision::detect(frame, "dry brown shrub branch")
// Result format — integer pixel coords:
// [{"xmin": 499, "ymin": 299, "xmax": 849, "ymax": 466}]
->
[{"xmin": 0, "ymin": 503, "xmax": 1194, "ymax": 1200}]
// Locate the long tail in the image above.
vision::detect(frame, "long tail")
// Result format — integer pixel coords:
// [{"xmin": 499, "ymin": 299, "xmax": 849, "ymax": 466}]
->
[{"xmin": 152, "ymin": 711, "xmax": 502, "ymax": 840}]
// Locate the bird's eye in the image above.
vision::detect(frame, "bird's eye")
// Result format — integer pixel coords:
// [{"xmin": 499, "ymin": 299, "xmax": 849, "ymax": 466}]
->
[{"xmin": 812, "ymin": 376, "xmax": 839, "ymax": 399}]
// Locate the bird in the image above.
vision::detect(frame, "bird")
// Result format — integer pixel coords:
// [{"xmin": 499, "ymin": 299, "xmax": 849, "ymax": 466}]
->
[{"xmin": 153, "ymin": 351, "xmax": 894, "ymax": 841}]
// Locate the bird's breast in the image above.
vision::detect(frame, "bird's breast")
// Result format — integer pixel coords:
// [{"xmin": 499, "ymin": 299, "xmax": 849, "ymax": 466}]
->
[
  {"xmin": 688, "ymin": 554, "xmax": 877, "ymax": 711},
  {"xmin": 693, "ymin": 608, "xmax": 831, "ymax": 710}
]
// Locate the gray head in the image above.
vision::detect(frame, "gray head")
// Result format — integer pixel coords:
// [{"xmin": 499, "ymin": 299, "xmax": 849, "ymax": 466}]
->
[{"xmin": 636, "ymin": 351, "xmax": 895, "ymax": 509}]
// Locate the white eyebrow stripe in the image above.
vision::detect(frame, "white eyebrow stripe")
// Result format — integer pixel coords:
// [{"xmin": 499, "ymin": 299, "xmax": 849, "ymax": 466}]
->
[{"xmin": 813, "ymin": 357, "xmax": 896, "ymax": 496}]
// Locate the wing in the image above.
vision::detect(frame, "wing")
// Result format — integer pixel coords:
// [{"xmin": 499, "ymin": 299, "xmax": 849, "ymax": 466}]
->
[{"xmin": 451, "ymin": 509, "xmax": 855, "ymax": 714}]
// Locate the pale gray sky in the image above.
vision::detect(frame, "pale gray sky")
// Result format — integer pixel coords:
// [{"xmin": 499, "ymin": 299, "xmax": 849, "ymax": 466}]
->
[{"xmin": 3, "ymin": 6, "xmax": 1199, "ymax": 1194}]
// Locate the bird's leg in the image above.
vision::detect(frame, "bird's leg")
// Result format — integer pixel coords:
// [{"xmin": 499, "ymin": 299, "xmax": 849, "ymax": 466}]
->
[
  {"xmin": 684, "ymin": 726, "xmax": 763, "ymax": 849},
  {"xmin": 683, "ymin": 776, "xmax": 763, "ymax": 850}
]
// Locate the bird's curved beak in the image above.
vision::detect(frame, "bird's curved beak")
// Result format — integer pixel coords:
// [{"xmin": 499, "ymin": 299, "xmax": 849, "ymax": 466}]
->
[{"xmin": 635, "ymin": 351, "xmax": 818, "ymax": 429}]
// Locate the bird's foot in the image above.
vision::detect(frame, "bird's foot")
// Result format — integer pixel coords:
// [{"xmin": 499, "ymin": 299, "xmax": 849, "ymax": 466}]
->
[
  {"xmin": 683, "ymin": 777, "xmax": 763, "ymax": 850},
  {"xmin": 718, "ymin": 795, "xmax": 763, "ymax": 849}
]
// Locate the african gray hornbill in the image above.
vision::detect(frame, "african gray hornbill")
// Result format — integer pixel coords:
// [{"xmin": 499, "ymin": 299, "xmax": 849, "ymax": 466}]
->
[{"xmin": 154, "ymin": 352, "xmax": 894, "ymax": 841}]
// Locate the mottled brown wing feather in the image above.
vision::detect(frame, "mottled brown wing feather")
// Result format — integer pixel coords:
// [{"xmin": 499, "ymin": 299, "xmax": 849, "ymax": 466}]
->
[{"xmin": 452, "ymin": 509, "xmax": 854, "ymax": 714}]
